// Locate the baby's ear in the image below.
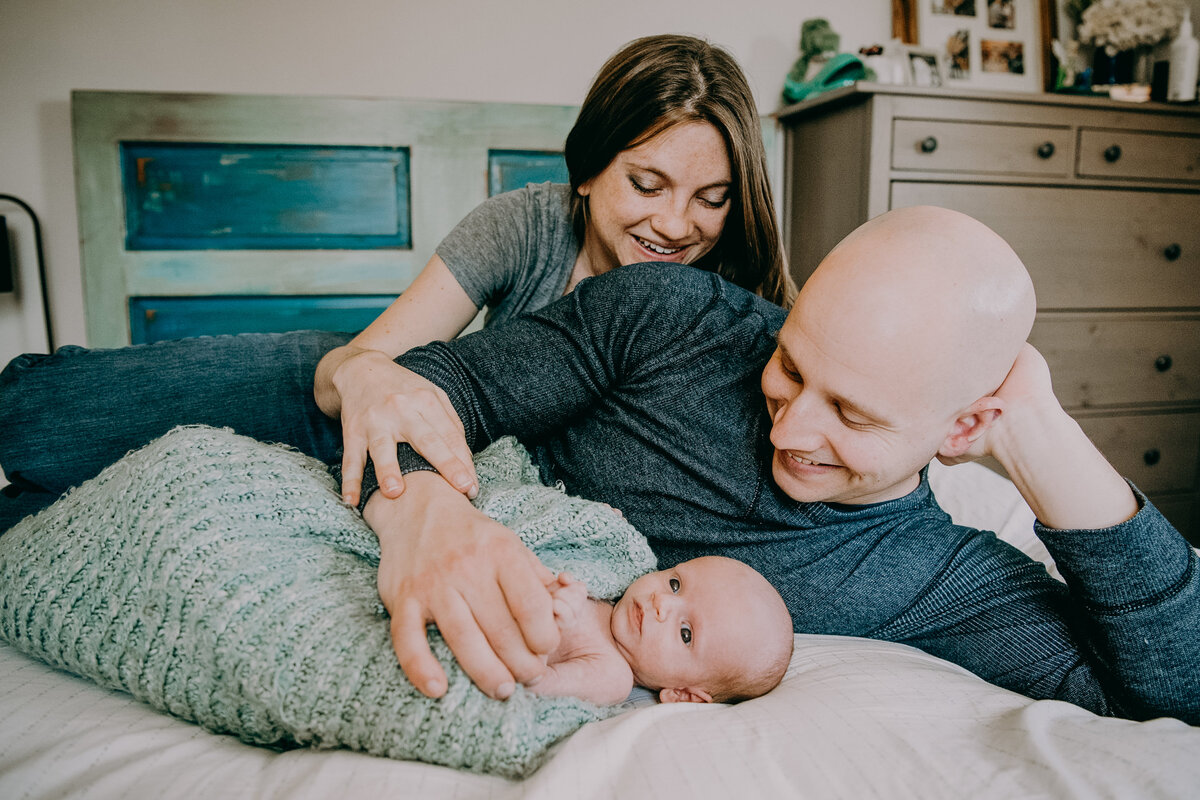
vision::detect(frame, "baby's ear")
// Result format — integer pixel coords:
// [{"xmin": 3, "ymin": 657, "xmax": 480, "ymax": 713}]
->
[{"xmin": 659, "ymin": 686, "xmax": 714, "ymax": 704}]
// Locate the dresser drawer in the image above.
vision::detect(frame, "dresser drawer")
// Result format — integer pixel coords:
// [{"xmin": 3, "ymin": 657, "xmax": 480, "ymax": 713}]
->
[
  {"xmin": 1077, "ymin": 129, "xmax": 1200, "ymax": 183},
  {"xmin": 1030, "ymin": 314, "xmax": 1200, "ymax": 408},
  {"xmin": 1076, "ymin": 411, "xmax": 1200, "ymax": 494},
  {"xmin": 890, "ymin": 182, "xmax": 1200, "ymax": 308},
  {"xmin": 1149, "ymin": 495, "xmax": 1197, "ymax": 541},
  {"xmin": 892, "ymin": 119, "xmax": 1071, "ymax": 176}
]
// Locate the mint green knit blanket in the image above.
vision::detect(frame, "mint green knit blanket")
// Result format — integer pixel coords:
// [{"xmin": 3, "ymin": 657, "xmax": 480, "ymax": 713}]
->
[{"xmin": 0, "ymin": 426, "xmax": 657, "ymax": 777}]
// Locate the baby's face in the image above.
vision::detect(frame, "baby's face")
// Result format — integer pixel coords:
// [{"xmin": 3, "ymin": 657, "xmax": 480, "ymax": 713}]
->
[{"xmin": 610, "ymin": 556, "xmax": 775, "ymax": 695}]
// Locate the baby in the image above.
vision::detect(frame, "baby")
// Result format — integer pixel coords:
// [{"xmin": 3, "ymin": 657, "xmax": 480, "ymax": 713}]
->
[{"xmin": 531, "ymin": 555, "xmax": 795, "ymax": 706}]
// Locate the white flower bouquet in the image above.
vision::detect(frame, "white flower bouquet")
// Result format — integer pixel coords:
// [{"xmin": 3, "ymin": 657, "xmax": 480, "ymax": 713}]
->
[{"xmin": 1077, "ymin": 0, "xmax": 1184, "ymax": 54}]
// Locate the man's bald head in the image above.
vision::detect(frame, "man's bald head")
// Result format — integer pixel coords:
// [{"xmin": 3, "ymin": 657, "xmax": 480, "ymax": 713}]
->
[
  {"xmin": 761, "ymin": 206, "xmax": 1037, "ymax": 506},
  {"xmin": 797, "ymin": 206, "xmax": 1036, "ymax": 418}
]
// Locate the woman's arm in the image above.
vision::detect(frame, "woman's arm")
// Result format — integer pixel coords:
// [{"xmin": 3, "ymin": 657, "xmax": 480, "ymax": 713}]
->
[{"xmin": 315, "ymin": 255, "xmax": 483, "ymax": 505}]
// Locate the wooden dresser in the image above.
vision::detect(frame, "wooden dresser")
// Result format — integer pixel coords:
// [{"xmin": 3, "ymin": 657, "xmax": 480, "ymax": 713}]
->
[{"xmin": 777, "ymin": 84, "xmax": 1200, "ymax": 541}]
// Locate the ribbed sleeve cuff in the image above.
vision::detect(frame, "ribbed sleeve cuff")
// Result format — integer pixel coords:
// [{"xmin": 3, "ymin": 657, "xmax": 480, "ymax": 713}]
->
[
  {"xmin": 330, "ymin": 445, "xmax": 438, "ymax": 513},
  {"xmin": 1035, "ymin": 483, "xmax": 1196, "ymax": 610}
]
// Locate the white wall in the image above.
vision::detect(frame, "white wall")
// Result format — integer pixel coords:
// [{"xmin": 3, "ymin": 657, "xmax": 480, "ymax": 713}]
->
[{"xmin": 0, "ymin": 0, "xmax": 890, "ymax": 363}]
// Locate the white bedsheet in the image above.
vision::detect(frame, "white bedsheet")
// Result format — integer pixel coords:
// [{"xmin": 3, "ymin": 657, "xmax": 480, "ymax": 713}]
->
[{"xmin": 1, "ymin": 462, "xmax": 1196, "ymax": 799}]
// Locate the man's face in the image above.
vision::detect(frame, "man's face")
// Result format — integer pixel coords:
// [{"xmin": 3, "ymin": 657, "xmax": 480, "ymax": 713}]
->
[
  {"xmin": 609, "ymin": 557, "xmax": 758, "ymax": 694},
  {"xmin": 760, "ymin": 307, "xmax": 949, "ymax": 506}
]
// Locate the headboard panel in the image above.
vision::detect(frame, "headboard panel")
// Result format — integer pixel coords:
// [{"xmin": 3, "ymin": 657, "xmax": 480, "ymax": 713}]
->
[{"xmin": 72, "ymin": 91, "xmax": 578, "ymax": 346}]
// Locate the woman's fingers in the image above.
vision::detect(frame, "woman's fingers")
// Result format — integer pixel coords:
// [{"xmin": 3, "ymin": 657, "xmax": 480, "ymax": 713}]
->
[
  {"xmin": 338, "ymin": 431, "xmax": 369, "ymax": 506},
  {"xmin": 395, "ymin": 387, "xmax": 477, "ymax": 496},
  {"xmin": 433, "ymin": 387, "xmax": 478, "ymax": 490},
  {"xmin": 366, "ymin": 433, "xmax": 407, "ymax": 498},
  {"xmin": 342, "ymin": 375, "xmax": 477, "ymax": 500}
]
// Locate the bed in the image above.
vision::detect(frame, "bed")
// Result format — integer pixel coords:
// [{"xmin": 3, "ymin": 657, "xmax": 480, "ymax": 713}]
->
[
  {"xmin": 3, "ymin": 91, "xmax": 1195, "ymax": 798},
  {"xmin": 1, "ymin": 460, "xmax": 1197, "ymax": 799}
]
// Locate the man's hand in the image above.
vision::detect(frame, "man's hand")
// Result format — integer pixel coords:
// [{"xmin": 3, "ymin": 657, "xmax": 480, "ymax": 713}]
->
[
  {"xmin": 943, "ymin": 343, "xmax": 1138, "ymax": 530},
  {"xmin": 938, "ymin": 343, "xmax": 1057, "ymax": 466},
  {"xmin": 365, "ymin": 471, "xmax": 559, "ymax": 699},
  {"xmin": 333, "ymin": 349, "xmax": 478, "ymax": 506}
]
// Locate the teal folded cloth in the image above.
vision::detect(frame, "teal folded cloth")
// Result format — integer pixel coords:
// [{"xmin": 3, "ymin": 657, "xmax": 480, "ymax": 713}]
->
[{"xmin": 0, "ymin": 426, "xmax": 657, "ymax": 777}]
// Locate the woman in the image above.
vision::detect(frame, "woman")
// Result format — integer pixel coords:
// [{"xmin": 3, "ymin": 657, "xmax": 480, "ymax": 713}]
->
[
  {"xmin": 316, "ymin": 34, "xmax": 793, "ymax": 507},
  {"xmin": 0, "ymin": 34, "xmax": 790, "ymax": 531}
]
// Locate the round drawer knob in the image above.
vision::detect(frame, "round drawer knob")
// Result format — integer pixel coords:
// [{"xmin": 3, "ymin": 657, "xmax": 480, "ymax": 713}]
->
[
  {"xmin": 1155, "ymin": 355, "xmax": 1173, "ymax": 372},
  {"xmin": 920, "ymin": 136, "xmax": 938, "ymax": 154},
  {"xmin": 1104, "ymin": 144, "xmax": 1122, "ymax": 163},
  {"xmin": 1036, "ymin": 142, "xmax": 1056, "ymax": 159},
  {"xmin": 1163, "ymin": 243, "xmax": 1182, "ymax": 261},
  {"xmin": 1143, "ymin": 448, "xmax": 1162, "ymax": 467}
]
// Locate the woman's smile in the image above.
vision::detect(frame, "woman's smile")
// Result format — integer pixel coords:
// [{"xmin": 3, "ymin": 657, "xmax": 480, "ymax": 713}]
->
[{"xmin": 633, "ymin": 235, "xmax": 685, "ymax": 258}]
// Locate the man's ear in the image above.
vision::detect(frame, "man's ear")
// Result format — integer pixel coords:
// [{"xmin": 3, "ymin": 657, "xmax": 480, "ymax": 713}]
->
[
  {"xmin": 659, "ymin": 686, "xmax": 714, "ymax": 704},
  {"xmin": 938, "ymin": 396, "xmax": 1004, "ymax": 459}
]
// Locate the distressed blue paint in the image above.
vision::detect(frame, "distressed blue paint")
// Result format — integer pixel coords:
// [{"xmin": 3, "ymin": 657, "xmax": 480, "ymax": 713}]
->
[
  {"xmin": 129, "ymin": 295, "xmax": 395, "ymax": 343},
  {"xmin": 487, "ymin": 150, "xmax": 568, "ymax": 196},
  {"xmin": 121, "ymin": 143, "xmax": 411, "ymax": 250}
]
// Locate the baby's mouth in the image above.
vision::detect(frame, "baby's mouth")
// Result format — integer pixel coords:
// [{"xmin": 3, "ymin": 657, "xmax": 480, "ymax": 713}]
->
[{"xmin": 635, "ymin": 235, "xmax": 683, "ymax": 256}]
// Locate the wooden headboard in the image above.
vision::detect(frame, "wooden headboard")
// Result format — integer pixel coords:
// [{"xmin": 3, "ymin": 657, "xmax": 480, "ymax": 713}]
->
[{"xmin": 72, "ymin": 91, "xmax": 578, "ymax": 346}]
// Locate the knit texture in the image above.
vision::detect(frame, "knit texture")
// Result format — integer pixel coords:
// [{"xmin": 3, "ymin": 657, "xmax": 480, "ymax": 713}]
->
[{"xmin": 0, "ymin": 426, "xmax": 657, "ymax": 777}]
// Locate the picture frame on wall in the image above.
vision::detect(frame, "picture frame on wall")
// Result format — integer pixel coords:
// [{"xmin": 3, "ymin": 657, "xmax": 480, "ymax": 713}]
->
[
  {"xmin": 906, "ymin": 47, "xmax": 946, "ymax": 86},
  {"xmin": 894, "ymin": 0, "xmax": 1057, "ymax": 91}
]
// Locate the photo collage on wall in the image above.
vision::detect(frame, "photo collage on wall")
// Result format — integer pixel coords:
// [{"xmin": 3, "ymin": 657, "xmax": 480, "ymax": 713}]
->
[{"xmin": 920, "ymin": 0, "xmax": 1041, "ymax": 91}]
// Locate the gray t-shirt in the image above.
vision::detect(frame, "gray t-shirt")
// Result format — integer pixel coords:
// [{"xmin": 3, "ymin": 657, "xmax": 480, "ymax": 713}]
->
[{"xmin": 436, "ymin": 182, "xmax": 580, "ymax": 328}]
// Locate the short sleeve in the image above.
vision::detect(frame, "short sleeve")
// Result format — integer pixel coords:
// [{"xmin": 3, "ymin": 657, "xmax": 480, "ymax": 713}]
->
[{"xmin": 436, "ymin": 183, "xmax": 579, "ymax": 327}]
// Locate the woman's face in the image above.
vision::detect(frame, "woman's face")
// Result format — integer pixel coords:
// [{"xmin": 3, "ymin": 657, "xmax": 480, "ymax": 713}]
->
[{"xmin": 577, "ymin": 120, "xmax": 732, "ymax": 275}]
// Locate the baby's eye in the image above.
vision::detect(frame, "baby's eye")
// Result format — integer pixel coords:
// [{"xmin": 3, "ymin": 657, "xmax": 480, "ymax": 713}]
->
[
  {"xmin": 680, "ymin": 623, "xmax": 693, "ymax": 645},
  {"xmin": 669, "ymin": 577, "xmax": 680, "ymax": 593}
]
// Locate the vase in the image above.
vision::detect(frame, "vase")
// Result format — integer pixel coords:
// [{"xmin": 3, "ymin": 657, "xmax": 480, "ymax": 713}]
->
[
  {"xmin": 1132, "ymin": 47, "xmax": 1154, "ymax": 85},
  {"xmin": 1093, "ymin": 48, "xmax": 1135, "ymax": 84}
]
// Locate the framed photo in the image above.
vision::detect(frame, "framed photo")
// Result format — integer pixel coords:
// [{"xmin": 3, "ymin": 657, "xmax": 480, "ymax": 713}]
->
[
  {"xmin": 906, "ymin": 47, "xmax": 945, "ymax": 87},
  {"xmin": 895, "ymin": 0, "xmax": 1056, "ymax": 91}
]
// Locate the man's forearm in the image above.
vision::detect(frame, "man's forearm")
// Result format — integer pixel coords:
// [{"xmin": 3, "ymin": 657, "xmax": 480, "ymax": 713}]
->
[{"xmin": 991, "ymin": 400, "xmax": 1138, "ymax": 531}]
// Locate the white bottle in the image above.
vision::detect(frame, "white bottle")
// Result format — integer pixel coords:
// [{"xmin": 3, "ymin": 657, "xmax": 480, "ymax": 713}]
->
[{"xmin": 1167, "ymin": 7, "xmax": 1199, "ymax": 103}]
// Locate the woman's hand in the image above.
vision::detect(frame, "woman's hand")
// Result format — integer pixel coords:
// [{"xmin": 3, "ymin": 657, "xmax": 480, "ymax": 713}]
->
[
  {"xmin": 366, "ymin": 471, "xmax": 560, "ymax": 699},
  {"xmin": 332, "ymin": 348, "xmax": 478, "ymax": 506},
  {"xmin": 311, "ymin": 254, "xmax": 485, "ymax": 506}
]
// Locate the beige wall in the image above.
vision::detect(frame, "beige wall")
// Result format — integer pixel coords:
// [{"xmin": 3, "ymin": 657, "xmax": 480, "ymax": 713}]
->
[{"xmin": 0, "ymin": 0, "xmax": 890, "ymax": 362}]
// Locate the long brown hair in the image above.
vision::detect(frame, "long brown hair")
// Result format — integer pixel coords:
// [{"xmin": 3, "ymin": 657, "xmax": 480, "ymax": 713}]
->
[{"xmin": 565, "ymin": 34, "xmax": 794, "ymax": 307}]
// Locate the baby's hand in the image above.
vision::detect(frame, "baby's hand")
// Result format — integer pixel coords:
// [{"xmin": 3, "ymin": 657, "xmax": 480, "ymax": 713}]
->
[{"xmin": 547, "ymin": 572, "xmax": 588, "ymax": 629}]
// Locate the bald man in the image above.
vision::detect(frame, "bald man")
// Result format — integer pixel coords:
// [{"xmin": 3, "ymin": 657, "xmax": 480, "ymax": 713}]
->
[
  {"xmin": 363, "ymin": 206, "xmax": 1198, "ymax": 723},
  {"xmin": 3, "ymin": 207, "xmax": 1194, "ymax": 722}
]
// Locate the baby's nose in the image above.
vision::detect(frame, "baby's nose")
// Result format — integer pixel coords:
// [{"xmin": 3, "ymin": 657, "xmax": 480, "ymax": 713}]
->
[{"xmin": 651, "ymin": 592, "xmax": 675, "ymax": 620}]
